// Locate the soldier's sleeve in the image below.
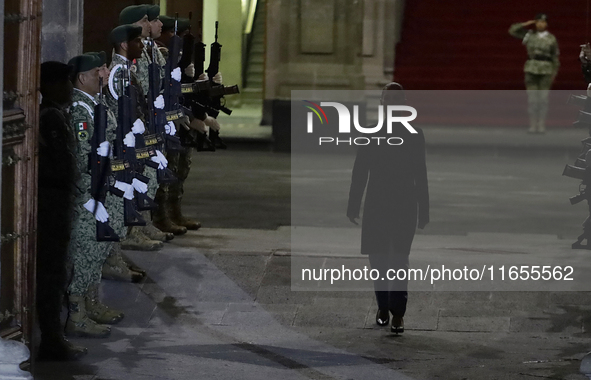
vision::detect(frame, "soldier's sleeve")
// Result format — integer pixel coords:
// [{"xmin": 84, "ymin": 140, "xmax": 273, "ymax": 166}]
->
[
  {"xmin": 70, "ymin": 104, "xmax": 94, "ymax": 203},
  {"xmin": 39, "ymin": 109, "xmax": 76, "ymax": 185},
  {"xmin": 158, "ymin": 46, "xmax": 169, "ymax": 62},
  {"xmin": 508, "ymin": 23, "xmax": 528, "ymax": 40},
  {"xmin": 551, "ymin": 37, "xmax": 560, "ymax": 74}
]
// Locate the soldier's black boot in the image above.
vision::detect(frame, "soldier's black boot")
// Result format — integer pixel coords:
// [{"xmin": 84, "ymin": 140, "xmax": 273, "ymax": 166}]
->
[
  {"xmin": 195, "ymin": 131, "xmax": 215, "ymax": 152},
  {"xmin": 37, "ymin": 283, "xmax": 88, "ymax": 361},
  {"xmin": 38, "ymin": 334, "xmax": 88, "ymax": 361},
  {"xmin": 169, "ymin": 193, "xmax": 201, "ymax": 230},
  {"xmin": 152, "ymin": 188, "xmax": 188, "ymax": 235},
  {"xmin": 209, "ymin": 129, "xmax": 227, "ymax": 149},
  {"xmin": 65, "ymin": 294, "xmax": 111, "ymax": 338}
]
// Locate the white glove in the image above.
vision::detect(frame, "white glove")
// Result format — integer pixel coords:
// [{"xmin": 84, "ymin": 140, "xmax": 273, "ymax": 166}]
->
[
  {"xmin": 171, "ymin": 67, "xmax": 182, "ymax": 82},
  {"xmin": 132, "ymin": 178, "xmax": 148, "ymax": 194},
  {"xmin": 189, "ymin": 118, "xmax": 207, "ymax": 133},
  {"xmin": 165, "ymin": 121, "xmax": 177, "ymax": 136},
  {"xmin": 184, "ymin": 63, "xmax": 195, "ymax": 78},
  {"xmin": 197, "ymin": 73, "xmax": 209, "ymax": 82},
  {"xmin": 132, "ymin": 119, "xmax": 145, "ymax": 134},
  {"xmin": 204, "ymin": 115, "xmax": 220, "ymax": 131},
  {"xmin": 588, "ymin": 83, "xmax": 591, "ymax": 97},
  {"xmin": 173, "ymin": 115, "xmax": 191, "ymax": 131},
  {"xmin": 83, "ymin": 199, "xmax": 109, "ymax": 223},
  {"xmin": 114, "ymin": 180, "xmax": 134, "ymax": 200},
  {"xmin": 123, "ymin": 132, "xmax": 136, "ymax": 148},
  {"xmin": 154, "ymin": 95, "xmax": 165, "ymax": 109},
  {"xmin": 213, "ymin": 72, "xmax": 222, "ymax": 84},
  {"xmin": 150, "ymin": 150, "xmax": 168, "ymax": 169},
  {"xmin": 97, "ymin": 141, "xmax": 110, "ymax": 157}
]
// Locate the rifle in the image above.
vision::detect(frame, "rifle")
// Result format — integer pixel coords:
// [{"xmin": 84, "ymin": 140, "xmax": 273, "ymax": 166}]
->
[
  {"xmin": 162, "ymin": 13, "xmax": 189, "ymax": 151},
  {"xmin": 204, "ymin": 21, "xmax": 239, "ymax": 113},
  {"xmin": 204, "ymin": 21, "xmax": 239, "ymax": 149},
  {"xmin": 146, "ymin": 37, "xmax": 178, "ymax": 183},
  {"xmin": 178, "ymin": 12, "xmax": 195, "ymax": 83},
  {"xmin": 90, "ymin": 78, "xmax": 123, "ymax": 241},
  {"xmin": 116, "ymin": 65, "xmax": 156, "ymax": 213}
]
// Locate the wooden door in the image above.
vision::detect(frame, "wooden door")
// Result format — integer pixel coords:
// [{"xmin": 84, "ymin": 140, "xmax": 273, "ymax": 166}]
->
[{"xmin": 1, "ymin": 0, "xmax": 43, "ymax": 348}]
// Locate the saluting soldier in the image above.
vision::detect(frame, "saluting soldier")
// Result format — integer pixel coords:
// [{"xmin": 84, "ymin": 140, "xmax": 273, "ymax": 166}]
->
[
  {"xmin": 509, "ymin": 13, "xmax": 560, "ymax": 134},
  {"xmin": 37, "ymin": 61, "xmax": 88, "ymax": 360},
  {"xmin": 66, "ymin": 54, "xmax": 125, "ymax": 338}
]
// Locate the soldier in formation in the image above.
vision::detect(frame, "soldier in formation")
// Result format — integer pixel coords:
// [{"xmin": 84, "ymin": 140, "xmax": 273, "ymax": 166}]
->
[{"xmin": 36, "ymin": 3, "xmax": 233, "ymax": 359}]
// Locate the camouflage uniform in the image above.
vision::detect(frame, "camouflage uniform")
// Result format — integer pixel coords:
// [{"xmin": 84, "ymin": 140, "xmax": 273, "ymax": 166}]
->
[
  {"xmin": 37, "ymin": 99, "xmax": 78, "ymax": 346},
  {"xmin": 152, "ymin": 43, "xmax": 196, "ymax": 233},
  {"xmin": 129, "ymin": 50, "xmax": 161, "ymax": 200},
  {"xmin": 108, "ymin": 53, "xmax": 165, "ymax": 248},
  {"xmin": 99, "ymin": 91, "xmax": 146, "ymax": 281},
  {"xmin": 135, "ymin": 41, "xmax": 166, "ymax": 97},
  {"xmin": 67, "ymin": 89, "xmax": 121, "ymax": 296},
  {"xmin": 509, "ymin": 23, "xmax": 560, "ymax": 132}
]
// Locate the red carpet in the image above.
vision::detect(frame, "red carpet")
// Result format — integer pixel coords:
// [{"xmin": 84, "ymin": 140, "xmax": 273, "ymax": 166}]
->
[{"xmin": 393, "ymin": 1, "xmax": 591, "ymax": 127}]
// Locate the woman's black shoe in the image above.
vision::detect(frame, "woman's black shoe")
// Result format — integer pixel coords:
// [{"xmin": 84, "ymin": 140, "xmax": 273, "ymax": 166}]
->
[
  {"xmin": 390, "ymin": 316, "xmax": 404, "ymax": 334},
  {"xmin": 376, "ymin": 309, "xmax": 389, "ymax": 326}
]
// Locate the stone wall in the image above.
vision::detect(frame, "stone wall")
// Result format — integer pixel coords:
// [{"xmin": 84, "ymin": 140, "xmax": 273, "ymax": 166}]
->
[{"xmin": 41, "ymin": 0, "xmax": 83, "ymax": 63}]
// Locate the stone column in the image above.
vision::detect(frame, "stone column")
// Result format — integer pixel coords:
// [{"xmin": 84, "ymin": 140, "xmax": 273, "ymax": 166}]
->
[
  {"xmin": 0, "ymin": 339, "xmax": 33, "ymax": 380},
  {"xmin": 361, "ymin": 0, "xmax": 404, "ymax": 90},
  {"xmin": 263, "ymin": 0, "xmax": 365, "ymax": 123}
]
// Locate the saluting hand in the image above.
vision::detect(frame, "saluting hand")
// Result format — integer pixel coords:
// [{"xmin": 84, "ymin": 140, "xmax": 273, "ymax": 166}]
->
[{"xmin": 523, "ymin": 20, "xmax": 536, "ymax": 27}]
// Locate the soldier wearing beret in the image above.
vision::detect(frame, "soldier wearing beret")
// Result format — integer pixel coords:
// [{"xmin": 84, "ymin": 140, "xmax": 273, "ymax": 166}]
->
[
  {"xmin": 106, "ymin": 24, "xmax": 167, "ymax": 251},
  {"xmin": 37, "ymin": 61, "xmax": 88, "ymax": 360},
  {"xmin": 81, "ymin": 51, "xmax": 147, "ymax": 282},
  {"xmin": 66, "ymin": 53, "xmax": 125, "ymax": 338},
  {"xmin": 152, "ymin": 15, "xmax": 223, "ymax": 235},
  {"xmin": 509, "ymin": 13, "xmax": 560, "ymax": 134},
  {"xmin": 118, "ymin": 6, "xmax": 177, "ymax": 246}
]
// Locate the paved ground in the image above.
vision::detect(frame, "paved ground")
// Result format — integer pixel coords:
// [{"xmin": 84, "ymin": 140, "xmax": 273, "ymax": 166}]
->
[{"xmin": 33, "ymin": 122, "xmax": 591, "ymax": 380}]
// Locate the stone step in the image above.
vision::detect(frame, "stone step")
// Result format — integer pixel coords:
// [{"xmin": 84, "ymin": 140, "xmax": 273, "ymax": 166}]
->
[
  {"xmin": 246, "ymin": 76, "xmax": 263, "ymax": 86},
  {"xmin": 248, "ymin": 55, "xmax": 264, "ymax": 64},
  {"xmin": 242, "ymin": 87, "xmax": 263, "ymax": 96},
  {"xmin": 251, "ymin": 45, "xmax": 264, "ymax": 54},
  {"xmin": 247, "ymin": 65, "xmax": 264, "ymax": 75}
]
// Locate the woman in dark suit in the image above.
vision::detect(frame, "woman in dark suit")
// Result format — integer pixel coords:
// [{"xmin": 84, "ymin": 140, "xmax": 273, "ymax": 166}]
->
[{"xmin": 347, "ymin": 82, "xmax": 429, "ymax": 334}]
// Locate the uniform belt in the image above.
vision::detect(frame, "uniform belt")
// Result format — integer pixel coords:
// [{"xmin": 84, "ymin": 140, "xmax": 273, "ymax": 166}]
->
[{"xmin": 531, "ymin": 55, "xmax": 553, "ymax": 62}]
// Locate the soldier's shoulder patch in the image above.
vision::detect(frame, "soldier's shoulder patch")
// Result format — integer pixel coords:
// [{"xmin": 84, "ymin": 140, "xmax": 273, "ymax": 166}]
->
[
  {"xmin": 72, "ymin": 117, "xmax": 90, "ymax": 142},
  {"xmin": 77, "ymin": 130, "xmax": 89, "ymax": 142}
]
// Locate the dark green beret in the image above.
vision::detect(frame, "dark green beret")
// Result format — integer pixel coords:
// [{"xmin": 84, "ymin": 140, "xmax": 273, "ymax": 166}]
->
[
  {"xmin": 147, "ymin": 5, "xmax": 160, "ymax": 21},
  {"xmin": 68, "ymin": 54, "xmax": 102, "ymax": 75},
  {"xmin": 40, "ymin": 61, "xmax": 72, "ymax": 84},
  {"xmin": 160, "ymin": 15, "xmax": 190, "ymax": 33},
  {"xmin": 85, "ymin": 51, "xmax": 106, "ymax": 66},
  {"xmin": 110, "ymin": 24, "xmax": 143, "ymax": 44},
  {"xmin": 535, "ymin": 13, "xmax": 548, "ymax": 21},
  {"xmin": 119, "ymin": 5, "xmax": 148, "ymax": 25}
]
